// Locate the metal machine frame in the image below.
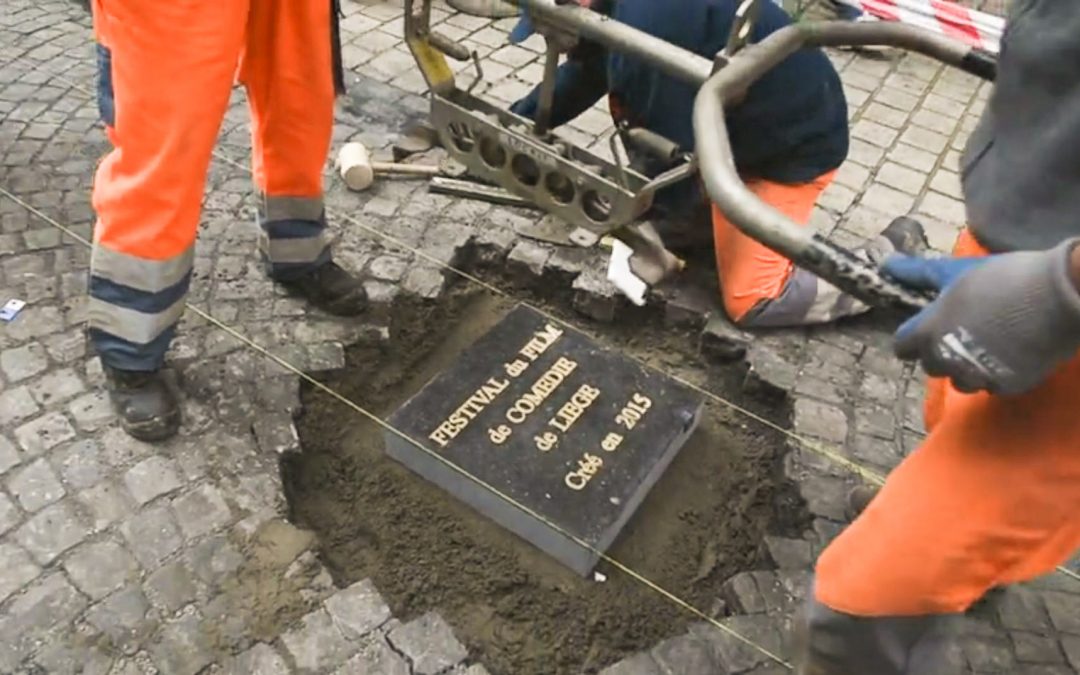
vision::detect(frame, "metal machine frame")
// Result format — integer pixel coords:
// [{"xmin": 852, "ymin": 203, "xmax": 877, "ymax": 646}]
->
[{"xmin": 403, "ymin": 0, "xmax": 996, "ymax": 310}]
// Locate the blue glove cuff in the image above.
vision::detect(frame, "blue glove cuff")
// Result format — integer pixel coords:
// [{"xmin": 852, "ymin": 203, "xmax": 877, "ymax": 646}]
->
[{"xmin": 509, "ymin": 12, "xmax": 534, "ymax": 43}]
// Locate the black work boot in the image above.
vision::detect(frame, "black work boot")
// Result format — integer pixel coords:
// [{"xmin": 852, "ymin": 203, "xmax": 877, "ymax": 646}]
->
[
  {"xmin": 845, "ymin": 484, "xmax": 880, "ymax": 520},
  {"xmin": 861, "ymin": 216, "xmax": 931, "ymax": 266},
  {"xmin": 880, "ymin": 215, "xmax": 930, "ymax": 256},
  {"xmin": 277, "ymin": 260, "xmax": 369, "ymax": 316},
  {"xmin": 103, "ymin": 364, "xmax": 181, "ymax": 442}
]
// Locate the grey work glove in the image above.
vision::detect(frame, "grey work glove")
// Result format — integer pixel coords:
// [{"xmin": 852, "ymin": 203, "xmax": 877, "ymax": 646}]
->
[{"xmin": 882, "ymin": 238, "xmax": 1080, "ymax": 395}]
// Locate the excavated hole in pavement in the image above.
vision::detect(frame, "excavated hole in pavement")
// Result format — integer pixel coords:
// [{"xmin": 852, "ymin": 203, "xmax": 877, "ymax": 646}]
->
[{"xmin": 283, "ymin": 280, "xmax": 811, "ymax": 675}]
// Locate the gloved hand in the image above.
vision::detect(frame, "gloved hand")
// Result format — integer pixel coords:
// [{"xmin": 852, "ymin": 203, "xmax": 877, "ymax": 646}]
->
[{"xmin": 882, "ymin": 239, "xmax": 1080, "ymax": 395}]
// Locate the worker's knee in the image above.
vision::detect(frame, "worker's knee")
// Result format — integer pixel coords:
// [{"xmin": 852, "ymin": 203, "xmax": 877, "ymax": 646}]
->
[{"xmin": 723, "ymin": 267, "xmax": 816, "ymax": 329}]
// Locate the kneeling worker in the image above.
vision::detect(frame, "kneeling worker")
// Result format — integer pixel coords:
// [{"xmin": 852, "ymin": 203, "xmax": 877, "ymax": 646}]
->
[{"xmin": 507, "ymin": 0, "xmax": 926, "ymax": 328}]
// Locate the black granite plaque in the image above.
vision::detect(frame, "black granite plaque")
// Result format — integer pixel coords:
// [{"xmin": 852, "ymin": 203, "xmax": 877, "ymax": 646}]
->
[{"xmin": 385, "ymin": 304, "xmax": 704, "ymax": 575}]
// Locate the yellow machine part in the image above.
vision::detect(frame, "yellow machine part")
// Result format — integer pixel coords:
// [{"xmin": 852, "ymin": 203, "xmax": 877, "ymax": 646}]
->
[{"xmin": 406, "ymin": 36, "xmax": 456, "ymax": 95}]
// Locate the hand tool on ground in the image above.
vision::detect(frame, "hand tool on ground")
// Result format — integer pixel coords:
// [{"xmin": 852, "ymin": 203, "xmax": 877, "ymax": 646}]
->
[
  {"xmin": 338, "ymin": 141, "xmax": 460, "ymax": 191},
  {"xmin": 428, "ymin": 175, "xmax": 538, "ymax": 208},
  {"xmin": 403, "ymin": 0, "xmax": 997, "ymax": 311}
]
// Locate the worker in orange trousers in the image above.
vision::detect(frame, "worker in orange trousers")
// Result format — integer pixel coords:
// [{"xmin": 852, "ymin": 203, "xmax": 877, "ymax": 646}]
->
[
  {"xmin": 90, "ymin": 0, "xmax": 368, "ymax": 442},
  {"xmin": 797, "ymin": 1, "xmax": 1080, "ymax": 672},
  {"xmin": 506, "ymin": 0, "xmax": 928, "ymax": 327}
]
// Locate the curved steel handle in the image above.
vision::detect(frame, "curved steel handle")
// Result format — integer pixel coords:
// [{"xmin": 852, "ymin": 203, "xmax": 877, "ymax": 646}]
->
[{"xmin": 693, "ymin": 21, "xmax": 995, "ymax": 311}]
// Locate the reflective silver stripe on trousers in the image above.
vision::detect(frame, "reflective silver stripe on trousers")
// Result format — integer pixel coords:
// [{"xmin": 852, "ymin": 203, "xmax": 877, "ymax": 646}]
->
[
  {"xmin": 257, "ymin": 230, "xmax": 332, "ymax": 265},
  {"xmin": 91, "ymin": 244, "xmax": 194, "ymax": 293},
  {"xmin": 259, "ymin": 194, "xmax": 325, "ymax": 222},
  {"xmin": 86, "ymin": 296, "xmax": 187, "ymax": 345}
]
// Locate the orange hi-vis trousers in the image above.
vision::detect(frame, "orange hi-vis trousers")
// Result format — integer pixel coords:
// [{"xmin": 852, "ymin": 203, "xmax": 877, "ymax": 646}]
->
[
  {"xmin": 710, "ymin": 170, "xmax": 863, "ymax": 328},
  {"xmin": 816, "ymin": 229, "xmax": 1080, "ymax": 616},
  {"xmin": 89, "ymin": 0, "xmax": 336, "ymax": 370}
]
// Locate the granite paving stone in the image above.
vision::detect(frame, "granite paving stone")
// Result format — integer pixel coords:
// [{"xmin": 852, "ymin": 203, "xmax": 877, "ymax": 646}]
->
[
  {"xmin": 63, "ymin": 538, "xmax": 140, "ymax": 600},
  {"xmin": 86, "ymin": 586, "xmax": 156, "ymax": 656},
  {"xmin": 149, "ymin": 610, "xmax": 213, "ymax": 675},
  {"xmin": 0, "ymin": 540, "xmax": 42, "ymax": 604},
  {"xmin": 388, "ymin": 611, "xmax": 469, "ymax": 675},
  {"xmin": 324, "ymin": 578, "xmax": 392, "ymax": 640},
  {"xmin": 143, "ymin": 561, "xmax": 199, "ymax": 614},
  {"xmin": 119, "ymin": 503, "xmax": 184, "ymax": 568},
  {"xmin": 280, "ymin": 608, "xmax": 357, "ymax": 673},
  {"xmin": 6, "ymin": 456, "xmax": 65, "ymax": 511},
  {"xmin": 0, "ymin": 436, "xmax": 21, "ymax": 476},
  {"xmin": 123, "ymin": 455, "xmax": 183, "ymax": 506},
  {"xmin": 13, "ymin": 498, "xmax": 87, "ymax": 563}
]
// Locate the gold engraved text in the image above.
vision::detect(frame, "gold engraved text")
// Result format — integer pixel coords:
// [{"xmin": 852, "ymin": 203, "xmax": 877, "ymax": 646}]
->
[
  {"xmin": 534, "ymin": 431, "xmax": 558, "ymax": 452},
  {"xmin": 488, "ymin": 425, "xmax": 511, "ymax": 445},
  {"xmin": 601, "ymin": 432, "xmax": 624, "ymax": 452},
  {"xmin": 548, "ymin": 383, "xmax": 601, "ymax": 433},
  {"xmin": 520, "ymin": 324, "xmax": 563, "ymax": 362},
  {"xmin": 429, "ymin": 376, "xmax": 510, "ymax": 448},
  {"xmin": 614, "ymin": 393, "xmax": 652, "ymax": 430},
  {"xmin": 501, "ymin": 324, "xmax": 563, "ymax": 379},
  {"xmin": 564, "ymin": 453, "xmax": 603, "ymax": 491},
  {"xmin": 505, "ymin": 356, "xmax": 578, "ymax": 425}
]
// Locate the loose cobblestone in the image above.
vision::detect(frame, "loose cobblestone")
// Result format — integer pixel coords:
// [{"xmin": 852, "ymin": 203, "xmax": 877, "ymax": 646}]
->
[
  {"xmin": 0, "ymin": 436, "xmax": 21, "ymax": 476},
  {"xmin": 0, "ymin": 342, "xmax": 49, "ymax": 382},
  {"xmin": 120, "ymin": 504, "xmax": 184, "ymax": 568},
  {"xmin": 388, "ymin": 611, "xmax": 469, "ymax": 675},
  {"xmin": 280, "ymin": 608, "xmax": 356, "ymax": 673},
  {"xmin": 171, "ymin": 482, "xmax": 232, "ymax": 539},
  {"xmin": 229, "ymin": 643, "xmax": 291, "ymax": 675},
  {"xmin": 6, "ymin": 456, "xmax": 65, "ymax": 511},
  {"xmin": 124, "ymin": 455, "xmax": 183, "ymax": 506},
  {"xmin": 144, "ymin": 561, "xmax": 199, "ymax": 614},
  {"xmin": 336, "ymin": 634, "xmax": 411, "ymax": 675},
  {"xmin": 324, "ymin": 578, "xmax": 392, "ymax": 640},
  {"xmin": 0, "ymin": 385, "xmax": 41, "ymax": 427},
  {"xmin": 0, "ymin": 541, "xmax": 41, "ymax": 604},
  {"xmin": 15, "ymin": 411, "xmax": 77, "ymax": 455},
  {"xmin": 86, "ymin": 586, "xmax": 156, "ymax": 656},
  {"xmin": 63, "ymin": 538, "xmax": 139, "ymax": 600},
  {"xmin": 149, "ymin": 611, "xmax": 212, "ymax": 675},
  {"xmin": 14, "ymin": 498, "xmax": 87, "ymax": 563}
]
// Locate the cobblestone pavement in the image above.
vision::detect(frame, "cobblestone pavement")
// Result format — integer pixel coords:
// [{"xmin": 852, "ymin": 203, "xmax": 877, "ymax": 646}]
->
[{"xmin": 1, "ymin": 0, "xmax": 1078, "ymax": 673}]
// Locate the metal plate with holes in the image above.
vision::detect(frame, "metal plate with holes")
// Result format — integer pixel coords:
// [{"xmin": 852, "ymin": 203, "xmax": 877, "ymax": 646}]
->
[{"xmin": 431, "ymin": 90, "xmax": 655, "ymax": 235}]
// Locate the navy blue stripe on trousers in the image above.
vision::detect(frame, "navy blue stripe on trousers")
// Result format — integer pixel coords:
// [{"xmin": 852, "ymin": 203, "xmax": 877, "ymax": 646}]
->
[
  {"xmin": 258, "ymin": 212, "xmax": 331, "ymax": 280},
  {"xmin": 97, "ymin": 43, "xmax": 114, "ymax": 127},
  {"xmin": 87, "ymin": 271, "xmax": 192, "ymax": 371}
]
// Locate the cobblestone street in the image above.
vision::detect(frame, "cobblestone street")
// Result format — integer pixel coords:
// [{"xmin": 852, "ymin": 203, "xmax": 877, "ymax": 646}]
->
[{"xmin": 2, "ymin": 0, "xmax": 1079, "ymax": 673}]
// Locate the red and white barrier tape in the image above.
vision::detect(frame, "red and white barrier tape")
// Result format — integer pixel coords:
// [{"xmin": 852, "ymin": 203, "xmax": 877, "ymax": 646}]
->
[{"xmin": 835, "ymin": 0, "xmax": 1005, "ymax": 53}]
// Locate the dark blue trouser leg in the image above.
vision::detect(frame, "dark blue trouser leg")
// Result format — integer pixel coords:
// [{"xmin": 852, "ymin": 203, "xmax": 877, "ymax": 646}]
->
[
  {"xmin": 96, "ymin": 43, "xmax": 115, "ymax": 127},
  {"xmin": 830, "ymin": 0, "xmax": 864, "ymax": 20}
]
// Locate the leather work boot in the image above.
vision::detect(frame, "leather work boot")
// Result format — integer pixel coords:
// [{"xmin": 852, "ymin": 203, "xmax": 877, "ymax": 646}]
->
[
  {"xmin": 861, "ymin": 215, "xmax": 931, "ymax": 266},
  {"xmin": 277, "ymin": 260, "xmax": 369, "ymax": 316},
  {"xmin": 845, "ymin": 484, "xmax": 880, "ymax": 520},
  {"xmin": 103, "ymin": 365, "xmax": 181, "ymax": 442},
  {"xmin": 881, "ymin": 215, "xmax": 931, "ymax": 256}
]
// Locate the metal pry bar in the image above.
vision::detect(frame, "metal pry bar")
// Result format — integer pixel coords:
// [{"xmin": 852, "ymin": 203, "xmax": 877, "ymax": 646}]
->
[{"xmin": 403, "ymin": 0, "xmax": 997, "ymax": 308}]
